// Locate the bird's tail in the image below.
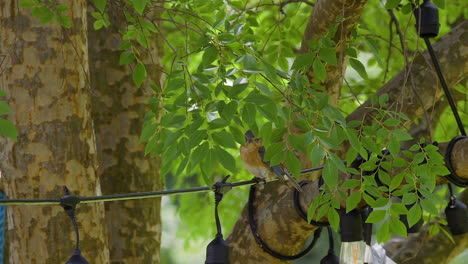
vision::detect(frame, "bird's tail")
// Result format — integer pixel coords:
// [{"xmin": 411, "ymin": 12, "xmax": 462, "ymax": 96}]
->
[
  {"xmin": 281, "ymin": 168, "xmax": 303, "ymax": 193},
  {"xmin": 286, "ymin": 173, "xmax": 304, "ymax": 193}
]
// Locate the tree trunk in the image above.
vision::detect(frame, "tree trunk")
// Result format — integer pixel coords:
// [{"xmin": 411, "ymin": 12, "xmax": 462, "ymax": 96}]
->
[
  {"xmin": 87, "ymin": 2, "xmax": 164, "ymax": 264},
  {"xmin": 0, "ymin": 1, "xmax": 109, "ymax": 263}
]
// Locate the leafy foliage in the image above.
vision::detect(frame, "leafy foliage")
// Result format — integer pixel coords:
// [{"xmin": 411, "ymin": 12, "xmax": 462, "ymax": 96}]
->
[{"xmin": 18, "ymin": 0, "xmax": 467, "ymax": 246}]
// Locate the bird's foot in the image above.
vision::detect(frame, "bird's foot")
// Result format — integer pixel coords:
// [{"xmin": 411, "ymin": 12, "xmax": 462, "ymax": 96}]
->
[{"xmin": 252, "ymin": 177, "xmax": 267, "ymax": 185}]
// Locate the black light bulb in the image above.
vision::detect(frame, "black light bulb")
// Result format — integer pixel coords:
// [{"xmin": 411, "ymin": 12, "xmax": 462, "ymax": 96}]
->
[
  {"xmin": 65, "ymin": 249, "xmax": 88, "ymax": 264},
  {"xmin": 445, "ymin": 199, "xmax": 468, "ymax": 235},
  {"xmin": 205, "ymin": 234, "xmax": 230, "ymax": 264}
]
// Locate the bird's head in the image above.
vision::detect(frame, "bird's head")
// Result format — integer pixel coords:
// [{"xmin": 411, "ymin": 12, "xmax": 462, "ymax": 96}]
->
[{"xmin": 244, "ymin": 130, "xmax": 263, "ymax": 150}]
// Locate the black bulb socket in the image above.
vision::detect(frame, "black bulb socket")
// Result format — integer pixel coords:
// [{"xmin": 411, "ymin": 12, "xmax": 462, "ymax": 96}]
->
[
  {"xmin": 445, "ymin": 199, "xmax": 468, "ymax": 235},
  {"xmin": 65, "ymin": 249, "xmax": 88, "ymax": 264},
  {"xmin": 414, "ymin": 0, "xmax": 440, "ymax": 38},
  {"xmin": 340, "ymin": 209, "xmax": 363, "ymax": 242},
  {"xmin": 320, "ymin": 250, "xmax": 340, "ymax": 264},
  {"xmin": 205, "ymin": 234, "xmax": 230, "ymax": 264}
]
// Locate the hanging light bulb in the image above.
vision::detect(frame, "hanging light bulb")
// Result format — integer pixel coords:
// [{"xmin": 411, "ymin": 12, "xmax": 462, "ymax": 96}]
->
[
  {"xmin": 339, "ymin": 209, "xmax": 366, "ymax": 264},
  {"xmin": 320, "ymin": 227, "xmax": 339, "ymax": 264},
  {"xmin": 445, "ymin": 197, "xmax": 468, "ymax": 235},
  {"xmin": 205, "ymin": 176, "xmax": 230, "ymax": 264},
  {"xmin": 60, "ymin": 186, "xmax": 88, "ymax": 264}
]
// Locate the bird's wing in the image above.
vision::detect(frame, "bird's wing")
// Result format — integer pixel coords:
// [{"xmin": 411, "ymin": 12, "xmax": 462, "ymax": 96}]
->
[{"xmin": 258, "ymin": 146, "xmax": 271, "ymax": 167}]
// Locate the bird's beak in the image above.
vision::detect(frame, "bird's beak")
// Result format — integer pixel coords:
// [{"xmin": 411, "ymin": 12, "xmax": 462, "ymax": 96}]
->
[{"xmin": 245, "ymin": 130, "xmax": 255, "ymax": 144}]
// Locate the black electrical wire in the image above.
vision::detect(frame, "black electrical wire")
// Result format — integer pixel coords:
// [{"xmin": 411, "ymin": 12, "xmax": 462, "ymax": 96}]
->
[
  {"xmin": 0, "ymin": 164, "xmax": 334, "ymax": 206},
  {"xmin": 248, "ymin": 184, "xmax": 322, "ymax": 260},
  {"xmin": 424, "ymin": 38, "xmax": 466, "ymax": 136},
  {"xmin": 293, "ymin": 181, "xmax": 329, "ymax": 227}
]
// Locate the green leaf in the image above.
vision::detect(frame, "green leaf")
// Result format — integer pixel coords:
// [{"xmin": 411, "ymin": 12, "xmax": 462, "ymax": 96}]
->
[
  {"xmin": 201, "ymin": 148, "xmax": 216, "ymax": 185},
  {"xmin": 341, "ymin": 179, "xmax": 360, "ymax": 189},
  {"xmin": 390, "ymin": 172, "xmax": 404, "ymax": 191},
  {"xmin": 312, "ymin": 59, "xmax": 326, "ymax": 82},
  {"xmin": 212, "ymin": 131, "xmax": 237, "ymax": 149},
  {"xmin": 191, "ymin": 142, "xmax": 209, "ymax": 168},
  {"xmin": 376, "ymin": 220, "xmax": 391, "ymax": 243},
  {"xmin": 366, "ymin": 210, "xmax": 386, "ymax": 223},
  {"xmin": 133, "ymin": 0, "xmax": 150, "ymax": 15},
  {"xmin": 242, "ymin": 103, "xmax": 256, "ymax": 126},
  {"xmin": 132, "ymin": 62, "xmax": 147, "ymax": 87},
  {"xmin": 219, "ymin": 101, "xmax": 238, "ymax": 121},
  {"xmin": 309, "ymin": 145, "xmax": 325, "ymax": 166},
  {"xmin": 389, "ymin": 217, "xmax": 407, "ymax": 237},
  {"xmin": 285, "ymin": 151, "xmax": 301, "ymax": 177},
  {"xmin": 202, "ymin": 46, "xmax": 218, "ymax": 66},
  {"xmin": 19, "ymin": 0, "xmax": 35, "ymax": 8},
  {"xmin": 322, "ymin": 160, "xmax": 338, "ymax": 187},
  {"xmin": 432, "ymin": 0, "xmax": 445, "ymax": 9},
  {"xmin": 140, "ymin": 123, "xmax": 157, "ymax": 143},
  {"xmin": 93, "ymin": 0, "xmax": 107, "ymax": 12},
  {"xmin": 229, "ymin": 126, "xmax": 245, "ymax": 146},
  {"xmin": 242, "ymin": 54, "xmax": 261, "ymax": 73},
  {"xmin": 264, "ymin": 142, "xmax": 284, "ymax": 164},
  {"xmin": 0, "ymin": 91, "xmax": 6, "ymax": 97},
  {"xmin": 119, "ymin": 52, "xmax": 136, "ymax": 65},
  {"xmin": 393, "ymin": 129, "xmax": 412, "ymax": 140},
  {"xmin": 40, "ymin": 9, "xmax": 54, "ymax": 24},
  {"xmin": 215, "ymin": 147, "xmax": 236, "ymax": 173},
  {"xmin": 0, "ymin": 101, "xmax": 12, "ymax": 115},
  {"xmin": 57, "ymin": 15, "xmax": 71, "ymax": 28},
  {"xmin": 328, "ymin": 209, "xmax": 339, "ymax": 232},
  {"xmin": 257, "ymin": 103, "xmax": 278, "ymax": 122},
  {"xmin": 0, "ymin": 118, "xmax": 17, "ymax": 141},
  {"xmin": 319, "ymin": 47, "xmax": 337, "ymax": 66},
  {"xmin": 364, "ymin": 38, "xmax": 384, "ymax": 68},
  {"xmin": 349, "ymin": 58, "xmax": 368, "ymax": 79},
  {"xmin": 244, "ymin": 92, "xmax": 272, "ymax": 105},
  {"xmin": 291, "ymin": 53, "xmax": 314, "ymax": 71},
  {"xmin": 390, "ymin": 203, "xmax": 408, "ymax": 215},
  {"xmin": 402, "ymin": 193, "xmax": 418, "ymax": 205},
  {"xmin": 346, "ymin": 191, "xmax": 361, "ymax": 213},
  {"xmin": 384, "ymin": 118, "xmax": 400, "ymax": 127},
  {"xmin": 385, "ymin": 0, "xmax": 402, "ymax": 9},
  {"xmin": 253, "ymin": 81, "xmax": 272, "ymax": 96},
  {"xmin": 420, "ymin": 199, "xmax": 438, "ymax": 215}
]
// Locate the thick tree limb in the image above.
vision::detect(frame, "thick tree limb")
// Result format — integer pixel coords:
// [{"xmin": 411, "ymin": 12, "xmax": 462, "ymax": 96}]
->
[
  {"xmin": 227, "ymin": 18, "xmax": 467, "ymax": 264},
  {"xmin": 384, "ymin": 189, "xmax": 468, "ymax": 264},
  {"xmin": 300, "ymin": 0, "xmax": 367, "ymax": 105}
]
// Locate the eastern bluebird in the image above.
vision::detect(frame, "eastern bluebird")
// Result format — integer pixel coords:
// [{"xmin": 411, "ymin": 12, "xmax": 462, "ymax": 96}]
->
[{"xmin": 240, "ymin": 130, "xmax": 303, "ymax": 192}]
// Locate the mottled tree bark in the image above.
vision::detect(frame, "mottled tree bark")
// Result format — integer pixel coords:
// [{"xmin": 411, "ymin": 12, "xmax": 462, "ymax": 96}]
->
[
  {"xmin": 87, "ymin": 2, "xmax": 164, "ymax": 264},
  {"xmin": 227, "ymin": 16, "xmax": 467, "ymax": 264},
  {"xmin": 300, "ymin": 0, "xmax": 367, "ymax": 105},
  {"xmin": 0, "ymin": 1, "xmax": 109, "ymax": 263}
]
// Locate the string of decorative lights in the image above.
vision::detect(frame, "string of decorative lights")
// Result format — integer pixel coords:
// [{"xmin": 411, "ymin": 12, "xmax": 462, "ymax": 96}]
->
[{"xmin": 0, "ymin": 165, "xmax": 328, "ymax": 206}]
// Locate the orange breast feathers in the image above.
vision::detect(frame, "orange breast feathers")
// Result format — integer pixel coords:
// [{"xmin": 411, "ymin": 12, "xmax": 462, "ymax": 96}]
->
[{"xmin": 240, "ymin": 142, "xmax": 272, "ymax": 180}]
